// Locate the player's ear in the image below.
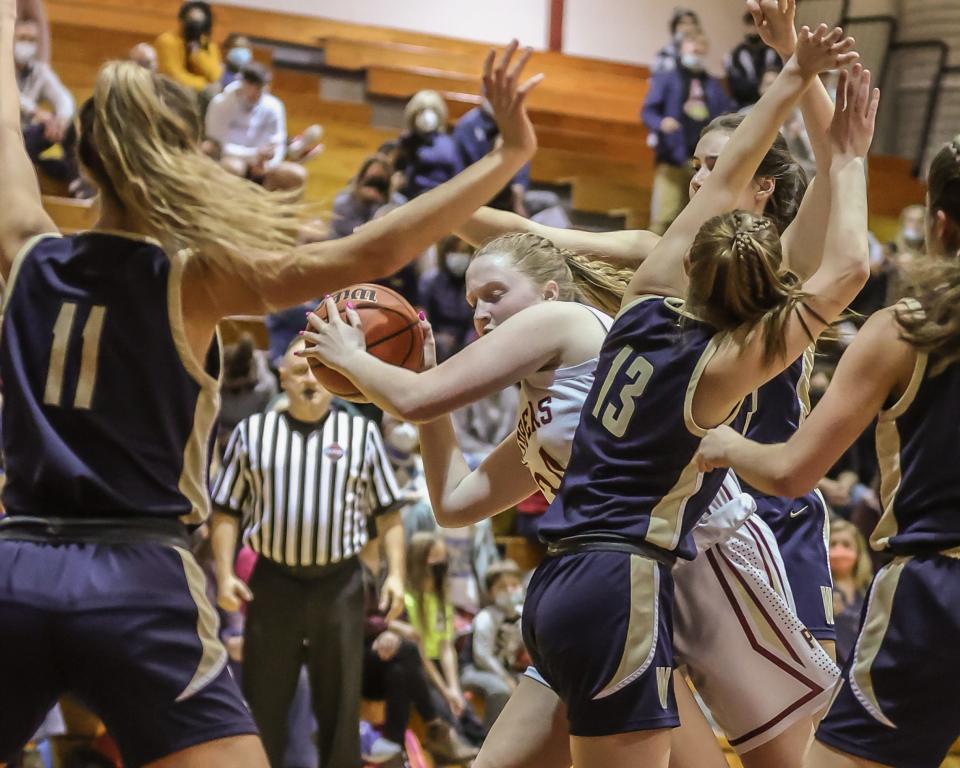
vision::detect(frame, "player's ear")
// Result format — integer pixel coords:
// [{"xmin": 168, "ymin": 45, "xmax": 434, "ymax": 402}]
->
[{"xmin": 542, "ymin": 280, "xmax": 560, "ymax": 301}]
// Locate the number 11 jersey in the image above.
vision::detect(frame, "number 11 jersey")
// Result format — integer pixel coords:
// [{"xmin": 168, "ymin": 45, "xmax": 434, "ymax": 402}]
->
[
  {"xmin": 538, "ymin": 295, "xmax": 746, "ymax": 561},
  {"xmin": 0, "ymin": 232, "xmax": 220, "ymax": 524}
]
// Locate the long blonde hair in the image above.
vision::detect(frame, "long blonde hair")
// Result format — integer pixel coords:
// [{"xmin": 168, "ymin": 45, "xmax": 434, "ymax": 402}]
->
[
  {"xmin": 473, "ymin": 232, "xmax": 632, "ymax": 316},
  {"xmin": 78, "ymin": 61, "xmax": 306, "ymax": 259},
  {"xmin": 686, "ymin": 211, "xmax": 811, "ymax": 363},
  {"xmin": 896, "ymin": 138, "xmax": 960, "ymax": 374},
  {"xmin": 830, "ymin": 518, "xmax": 873, "ymax": 594}
]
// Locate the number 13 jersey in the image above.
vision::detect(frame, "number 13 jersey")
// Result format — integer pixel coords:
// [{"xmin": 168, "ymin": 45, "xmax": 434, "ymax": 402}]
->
[
  {"xmin": 538, "ymin": 295, "xmax": 746, "ymax": 561},
  {"xmin": 0, "ymin": 233, "xmax": 220, "ymax": 524},
  {"xmin": 516, "ymin": 303, "xmax": 613, "ymax": 501}
]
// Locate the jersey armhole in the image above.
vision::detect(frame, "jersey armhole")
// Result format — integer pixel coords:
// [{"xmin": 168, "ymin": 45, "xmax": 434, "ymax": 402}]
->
[
  {"xmin": 1, "ymin": 232, "xmax": 62, "ymax": 312},
  {"xmin": 683, "ymin": 334, "xmax": 742, "ymax": 437},
  {"xmin": 167, "ymin": 249, "xmax": 221, "ymax": 390},
  {"xmin": 878, "ymin": 349, "xmax": 927, "ymax": 423}
]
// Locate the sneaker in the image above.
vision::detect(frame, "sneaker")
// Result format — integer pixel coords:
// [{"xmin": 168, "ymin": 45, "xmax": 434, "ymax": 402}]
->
[
  {"xmin": 422, "ymin": 720, "xmax": 479, "ymax": 765},
  {"xmin": 362, "ymin": 736, "xmax": 403, "ymax": 764}
]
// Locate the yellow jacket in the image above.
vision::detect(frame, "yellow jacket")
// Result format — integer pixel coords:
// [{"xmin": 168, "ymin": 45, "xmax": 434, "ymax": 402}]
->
[{"xmin": 155, "ymin": 30, "xmax": 223, "ymax": 91}]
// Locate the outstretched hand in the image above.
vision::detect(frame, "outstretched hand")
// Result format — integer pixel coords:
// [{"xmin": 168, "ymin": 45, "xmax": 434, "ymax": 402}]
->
[
  {"xmin": 794, "ymin": 23, "xmax": 858, "ymax": 79},
  {"xmin": 829, "ymin": 63, "xmax": 880, "ymax": 160},
  {"xmin": 482, "ymin": 40, "xmax": 544, "ymax": 158},
  {"xmin": 747, "ymin": 0, "xmax": 798, "ymax": 59},
  {"xmin": 418, "ymin": 314, "xmax": 438, "ymax": 370},
  {"xmin": 298, "ymin": 297, "xmax": 367, "ymax": 371}
]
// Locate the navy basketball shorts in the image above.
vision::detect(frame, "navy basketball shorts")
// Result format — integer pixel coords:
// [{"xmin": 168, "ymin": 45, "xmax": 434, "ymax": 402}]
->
[
  {"xmin": 816, "ymin": 552, "xmax": 960, "ymax": 768},
  {"xmin": 522, "ymin": 550, "xmax": 679, "ymax": 737},
  {"xmin": 0, "ymin": 539, "xmax": 258, "ymax": 767},
  {"xmin": 753, "ymin": 490, "xmax": 835, "ymax": 641}
]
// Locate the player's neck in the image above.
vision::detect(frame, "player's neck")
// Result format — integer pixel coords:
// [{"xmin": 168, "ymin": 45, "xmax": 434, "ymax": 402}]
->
[{"xmin": 95, "ymin": 199, "xmax": 152, "ymax": 238}]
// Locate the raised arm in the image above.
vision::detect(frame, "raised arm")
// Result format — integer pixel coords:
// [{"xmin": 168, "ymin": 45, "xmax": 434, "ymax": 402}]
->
[
  {"xmin": 0, "ymin": 0, "xmax": 56, "ymax": 279},
  {"xmin": 696, "ymin": 308, "xmax": 915, "ymax": 496},
  {"xmin": 625, "ymin": 24, "xmax": 857, "ymax": 303},
  {"xmin": 751, "ymin": 0, "xmax": 840, "ymax": 278},
  {"xmin": 456, "ymin": 206, "xmax": 660, "ymax": 267},
  {"xmin": 196, "ymin": 42, "xmax": 544, "ymax": 318},
  {"xmin": 301, "ymin": 300, "xmax": 590, "ymax": 422}
]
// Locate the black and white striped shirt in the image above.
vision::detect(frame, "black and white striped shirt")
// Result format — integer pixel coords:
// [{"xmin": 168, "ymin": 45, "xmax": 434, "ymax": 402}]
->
[{"xmin": 211, "ymin": 407, "xmax": 403, "ymax": 567}]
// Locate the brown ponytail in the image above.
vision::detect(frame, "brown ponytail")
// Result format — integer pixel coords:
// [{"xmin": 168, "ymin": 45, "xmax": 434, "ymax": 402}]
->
[{"xmin": 686, "ymin": 211, "xmax": 808, "ymax": 363}]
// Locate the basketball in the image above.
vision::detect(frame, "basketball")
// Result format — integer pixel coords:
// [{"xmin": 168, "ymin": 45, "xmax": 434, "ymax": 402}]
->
[{"xmin": 307, "ymin": 284, "xmax": 425, "ymax": 402}]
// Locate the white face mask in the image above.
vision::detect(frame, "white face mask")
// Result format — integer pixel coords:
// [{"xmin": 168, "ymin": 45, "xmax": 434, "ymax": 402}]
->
[
  {"xmin": 495, "ymin": 586, "xmax": 523, "ymax": 610},
  {"xmin": 227, "ymin": 47, "xmax": 253, "ymax": 69},
  {"xmin": 445, "ymin": 252, "xmax": 471, "ymax": 277},
  {"xmin": 901, "ymin": 226, "xmax": 924, "ymax": 246},
  {"xmin": 14, "ymin": 41, "xmax": 38, "ymax": 67},
  {"xmin": 415, "ymin": 108, "xmax": 440, "ymax": 135},
  {"xmin": 680, "ymin": 53, "xmax": 703, "ymax": 71},
  {"xmin": 385, "ymin": 421, "xmax": 419, "ymax": 455}
]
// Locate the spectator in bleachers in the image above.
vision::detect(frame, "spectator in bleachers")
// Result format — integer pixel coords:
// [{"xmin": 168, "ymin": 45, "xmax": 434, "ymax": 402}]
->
[
  {"xmin": 652, "ymin": 7, "xmax": 700, "ymax": 73},
  {"xmin": 829, "ymin": 519, "xmax": 873, "ymax": 667},
  {"xmin": 419, "ymin": 235, "xmax": 475, "ymax": 361},
  {"xmin": 155, "ymin": 1, "xmax": 223, "ymax": 95},
  {"xmin": 453, "ymin": 102, "xmax": 530, "ymax": 215},
  {"xmin": 452, "ymin": 385, "xmax": 519, "ymax": 470},
  {"xmin": 217, "ymin": 333, "xmax": 277, "ymax": 452},
  {"xmin": 397, "ymin": 90, "xmax": 463, "ymax": 199},
  {"xmin": 641, "ymin": 29, "xmax": 733, "ymax": 234},
  {"xmin": 461, "ymin": 560, "xmax": 525, "ymax": 732},
  {"xmin": 331, "ymin": 153, "xmax": 406, "ymax": 239},
  {"xmin": 129, "ymin": 42, "xmax": 158, "ymax": 72},
  {"xmin": 15, "ymin": 0, "xmax": 48, "ymax": 62},
  {"xmin": 204, "ymin": 62, "xmax": 307, "ymax": 193},
  {"xmin": 724, "ymin": 10, "xmax": 782, "ymax": 109},
  {"xmin": 221, "ymin": 33, "xmax": 253, "ymax": 88},
  {"xmin": 15, "ymin": 19, "xmax": 82, "ymax": 192}
]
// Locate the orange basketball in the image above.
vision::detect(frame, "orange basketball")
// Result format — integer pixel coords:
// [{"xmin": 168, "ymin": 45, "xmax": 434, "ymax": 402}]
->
[{"xmin": 307, "ymin": 284, "xmax": 424, "ymax": 402}]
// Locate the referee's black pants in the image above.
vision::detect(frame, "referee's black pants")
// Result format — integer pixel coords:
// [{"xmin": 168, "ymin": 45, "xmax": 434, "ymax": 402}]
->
[{"xmin": 243, "ymin": 556, "xmax": 364, "ymax": 768}]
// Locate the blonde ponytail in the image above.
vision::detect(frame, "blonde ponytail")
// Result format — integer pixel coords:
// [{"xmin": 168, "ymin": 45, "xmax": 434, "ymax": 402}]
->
[
  {"xmin": 565, "ymin": 251, "xmax": 631, "ymax": 315},
  {"xmin": 80, "ymin": 61, "xmax": 308, "ymax": 263}
]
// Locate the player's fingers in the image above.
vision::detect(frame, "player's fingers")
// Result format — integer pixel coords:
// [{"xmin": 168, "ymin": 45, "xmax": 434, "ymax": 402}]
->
[
  {"xmin": 238, "ymin": 582, "xmax": 254, "ymax": 602},
  {"xmin": 304, "ymin": 310, "xmax": 326, "ymax": 331},
  {"xmin": 856, "ymin": 68, "xmax": 872, "ymax": 118},
  {"xmin": 866, "ymin": 87, "xmax": 881, "ymax": 124},
  {"xmin": 507, "ymin": 46, "xmax": 534, "ymax": 85},
  {"xmin": 324, "ymin": 296, "xmax": 344, "ymax": 325},
  {"xmin": 344, "ymin": 302, "xmax": 363, "ymax": 329}
]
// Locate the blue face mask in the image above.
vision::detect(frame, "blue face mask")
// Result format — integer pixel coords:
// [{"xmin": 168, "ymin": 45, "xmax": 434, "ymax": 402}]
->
[{"xmin": 227, "ymin": 47, "xmax": 253, "ymax": 69}]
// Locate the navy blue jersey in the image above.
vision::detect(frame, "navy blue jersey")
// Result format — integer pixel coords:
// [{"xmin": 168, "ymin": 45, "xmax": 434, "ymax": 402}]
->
[
  {"xmin": 743, "ymin": 347, "xmax": 812, "ymax": 447},
  {"xmin": 872, "ymin": 347, "xmax": 960, "ymax": 555},
  {"xmin": 0, "ymin": 232, "xmax": 220, "ymax": 523},
  {"xmin": 538, "ymin": 296, "xmax": 745, "ymax": 560}
]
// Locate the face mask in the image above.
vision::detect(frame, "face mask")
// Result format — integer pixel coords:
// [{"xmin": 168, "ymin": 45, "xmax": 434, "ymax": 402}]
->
[
  {"xmin": 901, "ymin": 226, "xmax": 924, "ymax": 246},
  {"xmin": 386, "ymin": 421, "xmax": 419, "ymax": 455},
  {"xmin": 415, "ymin": 108, "xmax": 440, "ymax": 135},
  {"xmin": 182, "ymin": 18, "xmax": 206, "ymax": 42},
  {"xmin": 508, "ymin": 586, "xmax": 524, "ymax": 607},
  {"xmin": 681, "ymin": 53, "xmax": 703, "ymax": 71},
  {"xmin": 430, "ymin": 561, "xmax": 448, "ymax": 590},
  {"xmin": 829, "ymin": 548, "xmax": 857, "ymax": 577},
  {"xmin": 14, "ymin": 41, "xmax": 37, "ymax": 66},
  {"xmin": 227, "ymin": 47, "xmax": 252, "ymax": 69},
  {"xmin": 361, "ymin": 176, "xmax": 390, "ymax": 197},
  {"xmin": 445, "ymin": 252, "xmax": 471, "ymax": 277}
]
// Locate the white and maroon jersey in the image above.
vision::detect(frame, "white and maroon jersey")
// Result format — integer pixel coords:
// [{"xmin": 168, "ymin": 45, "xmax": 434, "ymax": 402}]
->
[{"xmin": 515, "ymin": 303, "xmax": 612, "ymax": 501}]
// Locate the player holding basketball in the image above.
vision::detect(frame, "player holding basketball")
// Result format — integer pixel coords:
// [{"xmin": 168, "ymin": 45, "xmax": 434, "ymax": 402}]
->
[
  {"xmin": 518, "ymin": 27, "xmax": 873, "ymax": 767},
  {"xmin": 301, "ymin": 25, "xmax": 865, "ymax": 768},
  {"xmin": 0, "ymin": 3, "xmax": 542, "ymax": 760},
  {"xmin": 696, "ymin": 135, "xmax": 960, "ymax": 768}
]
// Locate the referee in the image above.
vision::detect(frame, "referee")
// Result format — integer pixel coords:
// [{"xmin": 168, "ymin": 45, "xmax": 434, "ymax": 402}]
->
[{"xmin": 210, "ymin": 338, "xmax": 406, "ymax": 768}]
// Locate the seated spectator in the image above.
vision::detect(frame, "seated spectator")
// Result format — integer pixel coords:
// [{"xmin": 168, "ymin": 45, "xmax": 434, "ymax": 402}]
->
[
  {"xmin": 129, "ymin": 42, "xmax": 158, "ymax": 72},
  {"xmin": 452, "ymin": 102, "xmax": 530, "ymax": 214},
  {"xmin": 724, "ymin": 10, "xmax": 782, "ymax": 109},
  {"xmin": 452, "ymin": 385, "xmax": 519, "ymax": 470},
  {"xmin": 204, "ymin": 63, "xmax": 307, "ymax": 193},
  {"xmin": 397, "ymin": 90, "xmax": 463, "ymax": 199},
  {"xmin": 829, "ymin": 519, "xmax": 874, "ymax": 667},
  {"xmin": 221, "ymin": 33, "xmax": 252, "ymax": 88},
  {"xmin": 15, "ymin": 19, "xmax": 82, "ymax": 192},
  {"xmin": 16, "ymin": 0, "xmax": 49, "ymax": 61},
  {"xmin": 652, "ymin": 7, "xmax": 700, "ymax": 73},
  {"xmin": 461, "ymin": 560, "xmax": 525, "ymax": 731},
  {"xmin": 363, "ymin": 565, "xmax": 477, "ymax": 764},
  {"xmin": 331, "ymin": 154, "xmax": 406, "ymax": 239},
  {"xmin": 404, "ymin": 532, "xmax": 481, "ymax": 754},
  {"xmin": 442, "ymin": 519, "xmax": 499, "ymax": 617},
  {"xmin": 641, "ymin": 29, "xmax": 734, "ymax": 234},
  {"xmin": 419, "ymin": 236, "xmax": 475, "ymax": 361},
  {"xmin": 155, "ymin": 1, "xmax": 223, "ymax": 95}
]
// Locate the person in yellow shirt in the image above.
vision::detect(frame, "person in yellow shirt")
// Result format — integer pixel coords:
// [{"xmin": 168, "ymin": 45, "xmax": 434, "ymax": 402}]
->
[{"xmin": 155, "ymin": 1, "xmax": 222, "ymax": 94}]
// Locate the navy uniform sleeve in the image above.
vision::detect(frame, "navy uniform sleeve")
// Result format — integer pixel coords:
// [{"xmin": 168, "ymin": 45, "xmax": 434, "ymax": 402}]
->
[
  {"xmin": 362, "ymin": 420, "xmax": 404, "ymax": 517},
  {"xmin": 210, "ymin": 419, "xmax": 251, "ymax": 519}
]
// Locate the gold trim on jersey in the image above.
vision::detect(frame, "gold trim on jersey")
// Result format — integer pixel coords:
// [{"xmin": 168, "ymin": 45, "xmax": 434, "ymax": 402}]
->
[
  {"xmin": 849, "ymin": 558, "xmax": 907, "ymax": 728},
  {"xmin": 168, "ymin": 250, "xmax": 222, "ymax": 525},
  {"xmin": 173, "ymin": 546, "xmax": 228, "ymax": 702},
  {"xmin": 614, "ymin": 293, "xmax": 663, "ymax": 323},
  {"xmin": 797, "ymin": 345, "xmax": 815, "ymax": 423},
  {"xmin": 871, "ymin": 352, "xmax": 927, "ymax": 550},
  {"xmin": 645, "ymin": 456, "xmax": 703, "ymax": 552},
  {"xmin": 78, "ymin": 229, "xmax": 162, "ymax": 247},
  {"xmin": 594, "ymin": 555, "xmax": 659, "ymax": 699},
  {"xmin": 1, "ymin": 232, "xmax": 63, "ymax": 337},
  {"xmin": 683, "ymin": 335, "xmax": 743, "ymax": 437}
]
